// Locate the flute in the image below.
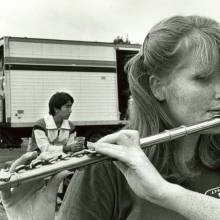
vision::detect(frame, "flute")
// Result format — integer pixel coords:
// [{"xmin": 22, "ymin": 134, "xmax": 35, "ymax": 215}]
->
[{"xmin": 0, "ymin": 117, "xmax": 220, "ymax": 190}]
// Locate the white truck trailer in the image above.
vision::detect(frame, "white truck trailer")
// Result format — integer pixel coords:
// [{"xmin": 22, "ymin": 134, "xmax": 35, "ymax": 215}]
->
[{"xmin": 0, "ymin": 36, "xmax": 140, "ymax": 147}]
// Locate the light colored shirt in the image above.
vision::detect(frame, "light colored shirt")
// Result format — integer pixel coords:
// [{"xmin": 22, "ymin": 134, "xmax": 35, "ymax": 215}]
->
[{"xmin": 28, "ymin": 115, "xmax": 75, "ymax": 153}]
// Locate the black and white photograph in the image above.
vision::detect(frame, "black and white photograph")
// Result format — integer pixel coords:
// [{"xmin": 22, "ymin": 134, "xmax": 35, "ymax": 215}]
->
[{"xmin": 1, "ymin": 0, "xmax": 220, "ymax": 219}]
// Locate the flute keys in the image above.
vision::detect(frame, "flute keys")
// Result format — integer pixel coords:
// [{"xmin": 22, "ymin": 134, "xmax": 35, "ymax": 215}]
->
[
  {"xmin": 72, "ymin": 148, "xmax": 98, "ymax": 157},
  {"xmin": 14, "ymin": 164, "xmax": 29, "ymax": 173},
  {"xmin": 58, "ymin": 153, "xmax": 71, "ymax": 160},
  {"xmin": 72, "ymin": 150, "xmax": 85, "ymax": 157},
  {"xmin": 47, "ymin": 157, "xmax": 58, "ymax": 164},
  {"xmin": 83, "ymin": 149, "xmax": 97, "ymax": 154},
  {"xmin": 30, "ymin": 159, "xmax": 43, "ymax": 169},
  {"xmin": 47, "ymin": 153, "xmax": 66, "ymax": 163}
]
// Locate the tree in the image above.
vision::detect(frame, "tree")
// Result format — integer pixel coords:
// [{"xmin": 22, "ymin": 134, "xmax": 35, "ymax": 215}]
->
[{"xmin": 113, "ymin": 34, "xmax": 131, "ymax": 44}]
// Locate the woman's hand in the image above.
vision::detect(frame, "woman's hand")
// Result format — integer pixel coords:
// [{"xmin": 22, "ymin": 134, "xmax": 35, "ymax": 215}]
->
[
  {"xmin": 1, "ymin": 151, "xmax": 71, "ymax": 220},
  {"xmin": 96, "ymin": 131, "xmax": 220, "ymax": 220},
  {"xmin": 95, "ymin": 130, "xmax": 171, "ymax": 203}
]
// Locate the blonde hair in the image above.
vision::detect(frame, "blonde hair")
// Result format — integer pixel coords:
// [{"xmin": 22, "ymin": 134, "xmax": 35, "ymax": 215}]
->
[{"xmin": 126, "ymin": 15, "xmax": 220, "ymax": 183}]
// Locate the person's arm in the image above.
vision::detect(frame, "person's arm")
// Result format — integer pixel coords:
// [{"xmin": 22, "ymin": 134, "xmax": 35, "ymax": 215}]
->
[
  {"xmin": 34, "ymin": 129, "xmax": 63, "ymax": 153},
  {"xmin": 95, "ymin": 130, "xmax": 220, "ymax": 220},
  {"xmin": 159, "ymin": 183, "xmax": 220, "ymax": 220},
  {"xmin": 34, "ymin": 129, "xmax": 84, "ymax": 153}
]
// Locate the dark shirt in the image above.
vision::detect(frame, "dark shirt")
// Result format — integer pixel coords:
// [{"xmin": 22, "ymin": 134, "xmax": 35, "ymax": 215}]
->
[{"xmin": 57, "ymin": 161, "xmax": 220, "ymax": 220}]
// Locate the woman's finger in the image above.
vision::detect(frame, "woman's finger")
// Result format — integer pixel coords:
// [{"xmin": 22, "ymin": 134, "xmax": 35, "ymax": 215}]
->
[
  {"xmin": 97, "ymin": 130, "xmax": 140, "ymax": 146},
  {"xmin": 97, "ymin": 132, "xmax": 121, "ymax": 143},
  {"xmin": 94, "ymin": 142, "xmax": 132, "ymax": 164},
  {"xmin": 9, "ymin": 151, "xmax": 38, "ymax": 173},
  {"xmin": 119, "ymin": 130, "xmax": 140, "ymax": 145}
]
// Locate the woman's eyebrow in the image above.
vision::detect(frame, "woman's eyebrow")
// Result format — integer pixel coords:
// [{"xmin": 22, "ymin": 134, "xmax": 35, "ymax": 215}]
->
[{"xmin": 192, "ymin": 66, "xmax": 215, "ymax": 77}]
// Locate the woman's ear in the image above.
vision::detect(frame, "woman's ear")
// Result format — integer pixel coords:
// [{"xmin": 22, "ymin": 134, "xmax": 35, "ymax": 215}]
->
[{"xmin": 149, "ymin": 75, "xmax": 166, "ymax": 101}]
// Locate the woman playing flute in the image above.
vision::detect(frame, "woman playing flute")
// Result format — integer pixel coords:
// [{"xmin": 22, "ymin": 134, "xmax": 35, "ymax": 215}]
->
[{"xmin": 2, "ymin": 15, "xmax": 220, "ymax": 220}]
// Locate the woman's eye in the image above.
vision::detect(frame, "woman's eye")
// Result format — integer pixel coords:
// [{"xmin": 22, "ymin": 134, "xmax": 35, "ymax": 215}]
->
[{"xmin": 194, "ymin": 75, "xmax": 208, "ymax": 81}]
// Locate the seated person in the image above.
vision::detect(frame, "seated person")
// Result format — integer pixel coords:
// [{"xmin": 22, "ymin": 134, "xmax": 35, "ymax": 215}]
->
[{"xmin": 28, "ymin": 92, "xmax": 83, "ymax": 154}]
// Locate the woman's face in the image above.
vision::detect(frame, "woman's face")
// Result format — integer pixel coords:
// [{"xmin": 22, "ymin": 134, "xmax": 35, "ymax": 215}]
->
[{"xmin": 163, "ymin": 55, "xmax": 220, "ymax": 133}]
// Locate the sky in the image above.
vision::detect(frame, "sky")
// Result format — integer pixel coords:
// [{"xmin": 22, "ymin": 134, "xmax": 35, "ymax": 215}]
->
[{"xmin": 1, "ymin": 0, "xmax": 220, "ymax": 44}]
